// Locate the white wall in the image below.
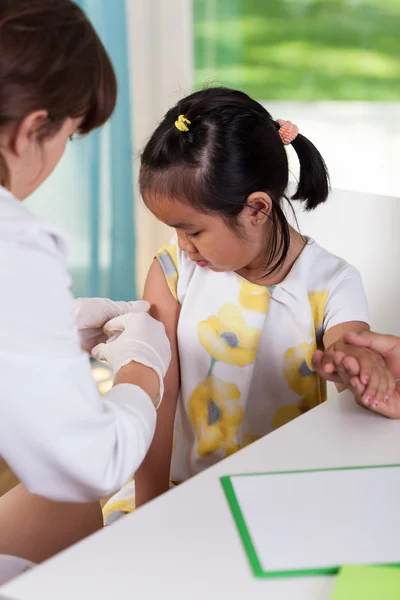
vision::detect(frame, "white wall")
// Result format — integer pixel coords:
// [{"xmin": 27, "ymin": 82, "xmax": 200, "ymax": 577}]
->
[
  {"xmin": 266, "ymin": 101, "xmax": 400, "ymax": 199},
  {"xmin": 278, "ymin": 101, "xmax": 400, "ymax": 334},
  {"xmin": 294, "ymin": 188, "xmax": 400, "ymax": 336}
]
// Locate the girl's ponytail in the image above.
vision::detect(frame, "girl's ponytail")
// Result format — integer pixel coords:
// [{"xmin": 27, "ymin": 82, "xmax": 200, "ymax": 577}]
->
[{"xmin": 290, "ymin": 134, "xmax": 330, "ymax": 210}]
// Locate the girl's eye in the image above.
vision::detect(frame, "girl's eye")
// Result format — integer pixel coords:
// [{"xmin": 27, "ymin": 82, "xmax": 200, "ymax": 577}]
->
[{"xmin": 187, "ymin": 231, "xmax": 201, "ymax": 238}]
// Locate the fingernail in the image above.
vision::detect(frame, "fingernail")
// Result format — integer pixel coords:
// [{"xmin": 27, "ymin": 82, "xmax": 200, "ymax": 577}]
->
[
  {"xmin": 384, "ymin": 395, "xmax": 389, "ymax": 403},
  {"xmin": 363, "ymin": 376, "xmax": 369, "ymax": 384},
  {"xmin": 373, "ymin": 401, "xmax": 379, "ymax": 408},
  {"xmin": 364, "ymin": 397, "xmax": 371, "ymax": 405}
]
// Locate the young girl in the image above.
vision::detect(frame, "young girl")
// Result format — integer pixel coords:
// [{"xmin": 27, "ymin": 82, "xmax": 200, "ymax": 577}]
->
[{"xmin": 104, "ymin": 86, "xmax": 379, "ymax": 521}]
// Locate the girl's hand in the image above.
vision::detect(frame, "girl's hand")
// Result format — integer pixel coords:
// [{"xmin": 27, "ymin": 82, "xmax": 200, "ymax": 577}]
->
[
  {"xmin": 312, "ymin": 341, "xmax": 395, "ymax": 405},
  {"xmin": 335, "ymin": 357, "xmax": 400, "ymax": 419}
]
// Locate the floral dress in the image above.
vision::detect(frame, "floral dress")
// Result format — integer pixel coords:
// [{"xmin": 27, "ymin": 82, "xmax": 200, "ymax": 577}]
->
[{"xmin": 103, "ymin": 237, "xmax": 368, "ymax": 523}]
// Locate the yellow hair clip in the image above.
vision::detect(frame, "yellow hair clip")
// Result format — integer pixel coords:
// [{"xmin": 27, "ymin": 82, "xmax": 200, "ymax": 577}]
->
[{"xmin": 175, "ymin": 114, "xmax": 191, "ymax": 132}]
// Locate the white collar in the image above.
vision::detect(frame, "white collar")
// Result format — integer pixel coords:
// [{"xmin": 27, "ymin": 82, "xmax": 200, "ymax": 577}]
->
[{"xmin": 0, "ymin": 185, "xmax": 20, "ymax": 204}]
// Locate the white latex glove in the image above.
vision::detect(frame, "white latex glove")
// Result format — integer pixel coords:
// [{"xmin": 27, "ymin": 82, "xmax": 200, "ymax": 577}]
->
[
  {"xmin": 92, "ymin": 312, "xmax": 171, "ymax": 408},
  {"xmin": 75, "ymin": 298, "xmax": 150, "ymax": 353}
]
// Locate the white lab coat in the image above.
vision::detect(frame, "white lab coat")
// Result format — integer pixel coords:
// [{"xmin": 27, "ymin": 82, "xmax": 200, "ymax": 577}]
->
[{"xmin": 0, "ymin": 186, "xmax": 156, "ymax": 502}]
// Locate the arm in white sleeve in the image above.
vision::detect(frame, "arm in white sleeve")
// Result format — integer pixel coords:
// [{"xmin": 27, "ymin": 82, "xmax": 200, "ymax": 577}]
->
[
  {"xmin": 0, "ymin": 226, "xmax": 156, "ymax": 502},
  {"xmin": 323, "ymin": 264, "xmax": 370, "ymax": 333}
]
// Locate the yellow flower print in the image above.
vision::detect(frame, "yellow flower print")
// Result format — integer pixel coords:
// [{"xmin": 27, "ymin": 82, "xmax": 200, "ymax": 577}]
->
[
  {"xmin": 188, "ymin": 376, "xmax": 244, "ymax": 457},
  {"xmin": 308, "ymin": 290, "xmax": 328, "ymax": 338},
  {"xmin": 272, "ymin": 405, "xmax": 303, "ymax": 430},
  {"xmin": 283, "ymin": 341, "xmax": 318, "ymax": 396},
  {"xmin": 241, "ymin": 433, "xmax": 262, "ymax": 449},
  {"xmin": 273, "ymin": 292, "xmax": 329, "ymax": 432},
  {"xmin": 156, "ymin": 244, "xmax": 179, "ymax": 301},
  {"xmin": 272, "ymin": 381, "xmax": 326, "ymax": 431},
  {"xmin": 102, "ymin": 479, "xmax": 135, "ymax": 525},
  {"xmin": 198, "ymin": 303, "xmax": 261, "ymax": 366},
  {"xmin": 275, "ymin": 341, "xmax": 327, "ymax": 430},
  {"xmin": 298, "ymin": 377, "xmax": 326, "ymax": 413},
  {"xmin": 239, "ymin": 279, "xmax": 272, "ymax": 313}
]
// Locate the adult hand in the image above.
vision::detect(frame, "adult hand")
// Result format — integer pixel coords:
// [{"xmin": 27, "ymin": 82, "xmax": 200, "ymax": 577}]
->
[
  {"xmin": 92, "ymin": 312, "xmax": 171, "ymax": 408},
  {"xmin": 314, "ymin": 331, "xmax": 400, "ymax": 418},
  {"xmin": 342, "ymin": 331, "xmax": 400, "ymax": 417},
  {"xmin": 312, "ymin": 340, "xmax": 393, "ymax": 404},
  {"xmin": 344, "ymin": 331, "xmax": 400, "ymax": 379},
  {"xmin": 75, "ymin": 298, "xmax": 149, "ymax": 353}
]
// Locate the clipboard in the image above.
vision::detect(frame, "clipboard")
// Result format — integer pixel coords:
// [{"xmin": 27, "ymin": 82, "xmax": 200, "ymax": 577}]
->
[{"xmin": 221, "ymin": 464, "xmax": 400, "ymax": 578}]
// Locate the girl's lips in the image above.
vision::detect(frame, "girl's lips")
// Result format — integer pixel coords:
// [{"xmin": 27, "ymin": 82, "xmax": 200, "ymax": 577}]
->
[{"xmin": 196, "ymin": 260, "xmax": 209, "ymax": 268}]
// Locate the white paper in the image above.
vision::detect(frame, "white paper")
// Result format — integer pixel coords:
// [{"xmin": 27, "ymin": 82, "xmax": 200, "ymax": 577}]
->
[{"xmin": 230, "ymin": 466, "xmax": 400, "ymax": 573}]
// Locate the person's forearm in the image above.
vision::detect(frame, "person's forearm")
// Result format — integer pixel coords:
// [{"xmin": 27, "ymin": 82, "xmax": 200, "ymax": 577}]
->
[
  {"xmin": 135, "ymin": 394, "xmax": 176, "ymax": 507},
  {"xmin": 2, "ymin": 353, "xmax": 156, "ymax": 502},
  {"xmin": 134, "ymin": 447, "xmax": 171, "ymax": 507},
  {"xmin": 135, "ymin": 257, "xmax": 181, "ymax": 506}
]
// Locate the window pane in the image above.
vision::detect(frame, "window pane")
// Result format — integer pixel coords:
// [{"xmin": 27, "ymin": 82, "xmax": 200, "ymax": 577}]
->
[
  {"xmin": 194, "ymin": 0, "xmax": 400, "ymax": 101},
  {"xmin": 193, "ymin": 0, "xmax": 400, "ymax": 197}
]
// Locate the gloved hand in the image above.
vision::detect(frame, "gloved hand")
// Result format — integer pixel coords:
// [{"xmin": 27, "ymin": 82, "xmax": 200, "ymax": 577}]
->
[
  {"xmin": 92, "ymin": 312, "xmax": 171, "ymax": 408},
  {"xmin": 75, "ymin": 298, "xmax": 150, "ymax": 353}
]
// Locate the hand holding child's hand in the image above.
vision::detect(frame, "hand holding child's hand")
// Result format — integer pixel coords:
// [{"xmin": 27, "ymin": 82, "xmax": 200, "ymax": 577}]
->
[
  {"xmin": 338, "ymin": 361, "xmax": 400, "ymax": 418},
  {"xmin": 312, "ymin": 340, "xmax": 396, "ymax": 408},
  {"xmin": 344, "ymin": 331, "xmax": 400, "ymax": 379},
  {"xmin": 341, "ymin": 331, "xmax": 400, "ymax": 418}
]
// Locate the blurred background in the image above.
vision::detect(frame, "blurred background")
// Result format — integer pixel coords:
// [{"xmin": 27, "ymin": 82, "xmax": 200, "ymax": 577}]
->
[{"xmin": 26, "ymin": 0, "xmax": 400, "ymax": 304}]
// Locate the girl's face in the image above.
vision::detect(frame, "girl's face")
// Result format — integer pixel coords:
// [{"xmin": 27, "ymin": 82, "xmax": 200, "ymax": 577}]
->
[{"xmin": 147, "ymin": 195, "xmax": 270, "ymax": 274}]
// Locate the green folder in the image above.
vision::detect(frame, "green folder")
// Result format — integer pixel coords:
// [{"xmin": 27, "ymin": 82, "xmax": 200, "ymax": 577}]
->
[
  {"xmin": 221, "ymin": 464, "xmax": 400, "ymax": 579},
  {"xmin": 330, "ymin": 565, "xmax": 400, "ymax": 600}
]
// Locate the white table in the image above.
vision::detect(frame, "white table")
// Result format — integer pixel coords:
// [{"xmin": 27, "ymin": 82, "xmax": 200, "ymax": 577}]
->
[{"xmin": 2, "ymin": 391, "xmax": 400, "ymax": 600}]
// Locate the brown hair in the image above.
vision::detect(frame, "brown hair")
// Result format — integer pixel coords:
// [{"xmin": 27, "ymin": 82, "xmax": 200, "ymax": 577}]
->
[{"xmin": 0, "ymin": 0, "xmax": 117, "ymax": 187}]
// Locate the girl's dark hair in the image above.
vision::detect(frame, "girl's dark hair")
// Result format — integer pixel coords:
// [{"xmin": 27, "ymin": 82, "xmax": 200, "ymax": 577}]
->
[
  {"xmin": 140, "ymin": 87, "xmax": 330, "ymax": 275},
  {"xmin": 0, "ymin": 0, "xmax": 117, "ymax": 187}
]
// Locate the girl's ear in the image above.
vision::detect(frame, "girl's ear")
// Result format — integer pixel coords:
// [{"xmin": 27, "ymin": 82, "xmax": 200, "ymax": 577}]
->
[{"xmin": 245, "ymin": 191, "xmax": 272, "ymax": 225}]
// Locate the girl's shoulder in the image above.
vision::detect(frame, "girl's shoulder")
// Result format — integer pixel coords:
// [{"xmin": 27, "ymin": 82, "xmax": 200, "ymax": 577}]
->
[
  {"xmin": 155, "ymin": 236, "xmax": 362, "ymax": 304},
  {"xmin": 291, "ymin": 238, "xmax": 361, "ymax": 291},
  {"xmin": 156, "ymin": 237, "xmax": 241, "ymax": 305},
  {"xmin": 155, "ymin": 236, "xmax": 197, "ymax": 303}
]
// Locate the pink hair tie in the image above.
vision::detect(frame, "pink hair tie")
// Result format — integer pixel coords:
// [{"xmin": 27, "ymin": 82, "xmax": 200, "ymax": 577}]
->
[{"xmin": 277, "ymin": 119, "xmax": 299, "ymax": 146}]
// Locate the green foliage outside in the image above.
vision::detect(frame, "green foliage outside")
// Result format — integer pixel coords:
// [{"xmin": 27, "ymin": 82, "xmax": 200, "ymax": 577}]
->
[{"xmin": 194, "ymin": 0, "xmax": 400, "ymax": 100}]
